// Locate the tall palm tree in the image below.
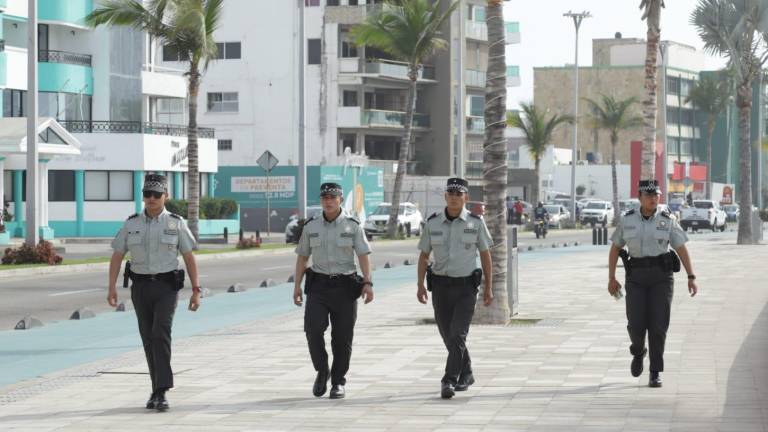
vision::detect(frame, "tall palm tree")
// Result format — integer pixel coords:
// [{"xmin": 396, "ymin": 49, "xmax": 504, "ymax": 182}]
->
[
  {"xmin": 585, "ymin": 95, "xmax": 643, "ymax": 226},
  {"xmin": 508, "ymin": 104, "xmax": 573, "ymax": 206},
  {"xmin": 87, "ymin": 0, "xmax": 223, "ymax": 241},
  {"xmin": 474, "ymin": 0, "xmax": 509, "ymax": 324},
  {"xmin": 691, "ymin": 0, "xmax": 768, "ymax": 244},
  {"xmin": 685, "ymin": 74, "xmax": 731, "ymax": 200},
  {"xmin": 639, "ymin": 0, "xmax": 665, "ymax": 180},
  {"xmin": 353, "ymin": 0, "xmax": 458, "ymax": 238}
]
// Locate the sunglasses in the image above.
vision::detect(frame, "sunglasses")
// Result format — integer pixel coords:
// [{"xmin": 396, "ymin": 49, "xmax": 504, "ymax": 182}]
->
[{"xmin": 143, "ymin": 191, "xmax": 164, "ymax": 199}]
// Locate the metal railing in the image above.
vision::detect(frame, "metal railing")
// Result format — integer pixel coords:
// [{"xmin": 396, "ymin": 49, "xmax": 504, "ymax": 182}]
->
[
  {"xmin": 363, "ymin": 110, "xmax": 430, "ymax": 128},
  {"xmin": 60, "ymin": 120, "xmax": 215, "ymax": 139},
  {"xmin": 466, "ymin": 116, "xmax": 485, "ymax": 134},
  {"xmin": 465, "ymin": 21, "xmax": 488, "ymax": 41},
  {"xmin": 39, "ymin": 49, "xmax": 92, "ymax": 67},
  {"xmin": 364, "ymin": 59, "xmax": 436, "ymax": 80},
  {"xmin": 465, "ymin": 69, "xmax": 486, "ymax": 87},
  {"xmin": 142, "ymin": 63, "xmax": 186, "ymax": 75}
]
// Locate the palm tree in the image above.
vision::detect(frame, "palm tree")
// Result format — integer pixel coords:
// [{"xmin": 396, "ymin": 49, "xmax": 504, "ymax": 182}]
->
[
  {"xmin": 353, "ymin": 0, "xmax": 458, "ymax": 238},
  {"xmin": 685, "ymin": 74, "xmax": 731, "ymax": 200},
  {"xmin": 508, "ymin": 104, "xmax": 573, "ymax": 206},
  {"xmin": 474, "ymin": 0, "xmax": 509, "ymax": 324},
  {"xmin": 585, "ymin": 95, "xmax": 643, "ymax": 226},
  {"xmin": 691, "ymin": 0, "xmax": 768, "ymax": 244},
  {"xmin": 639, "ymin": 0, "xmax": 665, "ymax": 180},
  {"xmin": 87, "ymin": 0, "xmax": 223, "ymax": 241}
]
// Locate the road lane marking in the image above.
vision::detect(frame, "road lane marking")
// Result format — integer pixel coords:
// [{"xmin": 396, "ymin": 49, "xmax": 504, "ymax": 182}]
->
[{"xmin": 49, "ymin": 289, "xmax": 102, "ymax": 297}]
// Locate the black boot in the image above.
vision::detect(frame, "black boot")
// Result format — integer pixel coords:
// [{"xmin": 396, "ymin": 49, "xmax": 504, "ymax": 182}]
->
[
  {"xmin": 329, "ymin": 384, "xmax": 345, "ymax": 399},
  {"xmin": 145, "ymin": 391, "xmax": 157, "ymax": 409},
  {"xmin": 155, "ymin": 390, "xmax": 169, "ymax": 411},
  {"xmin": 649, "ymin": 371, "xmax": 663, "ymax": 388},
  {"xmin": 313, "ymin": 368, "xmax": 329, "ymax": 397},
  {"xmin": 631, "ymin": 348, "xmax": 647, "ymax": 378},
  {"xmin": 455, "ymin": 375, "xmax": 475, "ymax": 392},
  {"xmin": 440, "ymin": 383, "xmax": 455, "ymax": 399}
]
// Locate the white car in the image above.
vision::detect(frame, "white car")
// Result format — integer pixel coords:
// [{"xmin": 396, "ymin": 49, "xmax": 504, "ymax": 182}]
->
[
  {"xmin": 544, "ymin": 204, "xmax": 570, "ymax": 229},
  {"xmin": 679, "ymin": 200, "xmax": 727, "ymax": 232},
  {"xmin": 364, "ymin": 202, "xmax": 423, "ymax": 237},
  {"xmin": 285, "ymin": 206, "xmax": 322, "ymax": 243},
  {"xmin": 619, "ymin": 199, "xmax": 640, "ymax": 214},
  {"xmin": 580, "ymin": 201, "xmax": 614, "ymax": 226}
]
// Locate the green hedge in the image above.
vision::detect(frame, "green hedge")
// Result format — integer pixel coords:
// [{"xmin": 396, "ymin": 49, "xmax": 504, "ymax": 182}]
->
[{"xmin": 165, "ymin": 198, "xmax": 238, "ymax": 220}]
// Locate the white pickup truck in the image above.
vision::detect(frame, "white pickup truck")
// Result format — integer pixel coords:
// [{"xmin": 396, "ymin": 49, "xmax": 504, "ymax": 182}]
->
[{"xmin": 679, "ymin": 200, "xmax": 727, "ymax": 232}]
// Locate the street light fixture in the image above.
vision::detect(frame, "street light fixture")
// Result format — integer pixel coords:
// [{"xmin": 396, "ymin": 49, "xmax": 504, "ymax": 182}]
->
[{"xmin": 564, "ymin": 10, "xmax": 591, "ymax": 223}]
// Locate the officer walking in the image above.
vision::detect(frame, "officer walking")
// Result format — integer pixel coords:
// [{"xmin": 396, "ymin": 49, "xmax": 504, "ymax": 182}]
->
[
  {"xmin": 293, "ymin": 183, "xmax": 374, "ymax": 399},
  {"xmin": 608, "ymin": 179, "xmax": 698, "ymax": 387},
  {"xmin": 107, "ymin": 174, "xmax": 202, "ymax": 411},
  {"xmin": 416, "ymin": 178, "xmax": 494, "ymax": 399}
]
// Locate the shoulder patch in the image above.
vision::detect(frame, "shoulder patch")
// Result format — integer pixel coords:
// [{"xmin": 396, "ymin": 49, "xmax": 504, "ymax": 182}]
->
[
  {"xmin": 469, "ymin": 213, "xmax": 481, "ymax": 219},
  {"xmin": 427, "ymin": 212, "xmax": 439, "ymax": 221},
  {"xmin": 127, "ymin": 213, "xmax": 139, "ymax": 220},
  {"xmin": 625, "ymin": 209, "xmax": 635, "ymax": 216},
  {"xmin": 169, "ymin": 213, "xmax": 182, "ymax": 220},
  {"xmin": 660, "ymin": 210, "xmax": 671, "ymax": 219},
  {"xmin": 348, "ymin": 216, "xmax": 360, "ymax": 225}
]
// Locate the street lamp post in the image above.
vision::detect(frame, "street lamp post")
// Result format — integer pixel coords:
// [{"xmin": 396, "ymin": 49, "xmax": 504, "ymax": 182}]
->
[
  {"xmin": 564, "ymin": 10, "xmax": 591, "ymax": 223},
  {"xmin": 26, "ymin": 0, "xmax": 39, "ymax": 246},
  {"xmin": 297, "ymin": 0, "xmax": 306, "ymax": 219}
]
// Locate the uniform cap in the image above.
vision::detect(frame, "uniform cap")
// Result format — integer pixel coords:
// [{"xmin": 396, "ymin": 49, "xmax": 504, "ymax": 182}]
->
[
  {"xmin": 446, "ymin": 177, "xmax": 469, "ymax": 193},
  {"xmin": 320, "ymin": 182, "xmax": 343, "ymax": 197},
  {"xmin": 143, "ymin": 174, "xmax": 168, "ymax": 193},
  {"xmin": 638, "ymin": 179, "xmax": 661, "ymax": 195}
]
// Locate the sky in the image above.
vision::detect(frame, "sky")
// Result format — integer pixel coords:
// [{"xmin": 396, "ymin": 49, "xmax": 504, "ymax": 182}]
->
[{"xmin": 504, "ymin": 0, "xmax": 728, "ymax": 109}]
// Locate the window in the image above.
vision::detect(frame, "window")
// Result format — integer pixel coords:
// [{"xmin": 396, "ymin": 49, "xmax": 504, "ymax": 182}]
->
[
  {"xmin": 218, "ymin": 139, "xmax": 233, "ymax": 151},
  {"xmin": 327, "ymin": 0, "xmax": 340, "ymax": 5},
  {"xmin": 207, "ymin": 92, "xmax": 239, "ymax": 113},
  {"xmin": 162, "ymin": 45, "xmax": 189, "ymax": 62},
  {"xmin": 469, "ymin": 5, "xmax": 486, "ymax": 22},
  {"xmin": 3, "ymin": 171, "xmax": 11, "ymax": 203},
  {"xmin": 153, "ymin": 97, "xmax": 185, "ymax": 125},
  {"xmin": 305, "ymin": 0, "xmax": 320, "ymax": 5},
  {"xmin": 3, "ymin": 89, "xmax": 26, "ymax": 118},
  {"xmin": 47, "ymin": 171, "xmax": 75, "ymax": 202},
  {"xmin": 340, "ymin": 40, "xmax": 358, "ymax": 58},
  {"xmin": 681, "ymin": 79, "xmax": 693, "ymax": 97},
  {"xmin": 666, "ymin": 76, "xmax": 680, "ymax": 95},
  {"xmin": 342, "ymin": 90, "xmax": 358, "ymax": 107},
  {"xmin": 85, "ymin": 171, "xmax": 133, "ymax": 201},
  {"xmin": 666, "ymin": 106, "xmax": 679, "ymax": 124},
  {"xmin": 37, "ymin": 92, "xmax": 92, "ymax": 121},
  {"xmin": 679, "ymin": 138, "xmax": 693, "ymax": 156},
  {"xmin": 680, "ymin": 108, "xmax": 694, "ymax": 126},
  {"xmin": 308, "ymin": 39, "xmax": 321, "ymax": 65},
  {"xmin": 215, "ymin": 42, "xmax": 241, "ymax": 60},
  {"xmin": 468, "ymin": 95, "xmax": 484, "ymax": 117}
]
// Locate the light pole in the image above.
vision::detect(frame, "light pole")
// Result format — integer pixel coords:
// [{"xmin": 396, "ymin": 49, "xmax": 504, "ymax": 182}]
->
[
  {"xmin": 297, "ymin": 0, "xmax": 306, "ymax": 219},
  {"xmin": 564, "ymin": 10, "xmax": 591, "ymax": 223},
  {"xmin": 26, "ymin": 0, "xmax": 40, "ymax": 246}
]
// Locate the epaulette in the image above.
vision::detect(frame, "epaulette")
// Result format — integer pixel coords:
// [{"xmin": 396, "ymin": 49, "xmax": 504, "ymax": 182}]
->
[
  {"xmin": 127, "ymin": 213, "xmax": 139, "ymax": 220},
  {"xmin": 660, "ymin": 210, "xmax": 671, "ymax": 218},
  {"xmin": 169, "ymin": 213, "xmax": 182, "ymax": 220},
  {"xmin": 625, "ymin": 209, "xmax": 635, "ymax": 216},
  {"xmin": 348, "ymin": 216, "xmax": 360, "ymax": 225},
  {"xmin": 469, "ymin": 213, "xmax": 481, "ymax": 219},
  {"xmin": 427, "ymin": 212, "xmax": 439, "ymax": 221}
]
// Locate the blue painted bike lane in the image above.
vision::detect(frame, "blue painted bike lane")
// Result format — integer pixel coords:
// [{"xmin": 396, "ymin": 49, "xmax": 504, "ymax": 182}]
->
[{"xmin": 0, "ymin": 244, "xmax": 605, "ymax": 388}]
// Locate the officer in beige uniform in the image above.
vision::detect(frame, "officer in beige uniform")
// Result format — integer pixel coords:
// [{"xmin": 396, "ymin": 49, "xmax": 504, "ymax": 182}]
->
[
  {"xmin": 417, "ymin": 177, "xmax": 494, "ymax": 399},
  {"xmin": 608, "ymin": 180, "xmax": 698, "ymax": 387},
  {"xmin": 293, "ymin": 182, "xmax": 374, "ymax": 399},
  {"xmin": 107, "ymin": 174, "xmax": 202, "ymax": 411}
]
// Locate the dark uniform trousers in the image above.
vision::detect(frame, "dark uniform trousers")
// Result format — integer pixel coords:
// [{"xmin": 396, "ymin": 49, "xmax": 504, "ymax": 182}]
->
[
  {"xmin": 304, "ymin": 277, "xmax": 358, "ymax": 386},
  {"xmin": 625, "ymin": 267, "xmax": 674, "ymax": 372},
  {"xmin": 130, "ymin": 278, "xmax": 179, "ymax": 392},
  {"xmin": 431, "ymin": 275, "xmax": 477, "ymax": 385}
]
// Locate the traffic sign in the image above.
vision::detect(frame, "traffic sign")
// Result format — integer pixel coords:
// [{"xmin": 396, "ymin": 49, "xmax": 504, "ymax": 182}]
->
[{"xmin": 257, "ymin": 150, "xmax": 279, "ymax": 172}]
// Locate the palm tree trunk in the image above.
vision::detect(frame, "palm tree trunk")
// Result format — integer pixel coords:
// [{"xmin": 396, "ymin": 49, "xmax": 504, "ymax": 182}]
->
[
  {"xmin": 386, "ymin": 69, "xmax": 418, "ymax": 238},
  {"xmin": 641, "ymin": 6, "xmax": 661, "ymax": 180},
  {"xmin": 532, "ymin": 158, "xmax": 541, "ymax": 206},
  {"xmin": 706, "ymin": 121, "xmax": 715, "ymax": 200},
  {"xmin": 611, "ymin": 132, "xmax": 619, "ymax": 226},
  {"xmin": 736, "ymin": 84, "xmax": 753, "ymax": 244},
  {"xmin": 475, "ymin": 0, "xmax": 510, "ymax": 324},
  {"xmin": 187, "ymin": 64, "xmax": 201, "ymax": 242}
]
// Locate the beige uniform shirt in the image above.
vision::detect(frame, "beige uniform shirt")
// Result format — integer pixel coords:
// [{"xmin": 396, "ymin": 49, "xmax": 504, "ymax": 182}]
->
[
  {"xmin": 295, "ymin": 209, "xmax": 371, "ymax": 275},
  {"xmin": 611, "ymin": 208, "xmax": 688, "ymax": 258},
  {"xmin": 418, "ymin": 207, "xmax": 493, "ymax": 277}
]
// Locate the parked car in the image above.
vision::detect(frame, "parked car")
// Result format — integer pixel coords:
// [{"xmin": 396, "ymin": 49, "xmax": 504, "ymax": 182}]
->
[
  {"xmin": 544, "ymin": 204, "xmax": 570, "ymax": 229},
  {"xmin": 668, "ymin": 197, "xmax": 685, "ymax": 213},
  {"xmin": 364, "ymin": 202, "xmax": 423, "ymax": 237},
  {"xmin": 285, "ymin": 206, "xmax": 323, "ymax": 243},
  {"xmin": 679, "ymin": 200, "xmax": 727, "ymax": 232},
  {"xmin": 467, "ymin": 201, "xmax": 485, "ymax": 217},
  {"xmin": 723, "ymin": 204, "xmax": 739, "ymax": 222},
  {"xmin": 619, "ymin": 199, "xmax": 640, "ymax": 214},
  {"xmin": 580, "ymin": 201, "xmax": 614, "ymax": 226}
]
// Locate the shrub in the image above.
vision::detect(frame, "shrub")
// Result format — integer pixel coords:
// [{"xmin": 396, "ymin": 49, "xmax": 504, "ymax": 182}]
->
[
  {"xmin": 236, "ymin": 235, "xmax": 262, "ymax": 249},
  {"xmin": 166, "ymin": 198, "xmax": 237, "ymax": 219},
  {"xmin": 2, "ymin": 241, "xmax": 63, "ymax": 265}
]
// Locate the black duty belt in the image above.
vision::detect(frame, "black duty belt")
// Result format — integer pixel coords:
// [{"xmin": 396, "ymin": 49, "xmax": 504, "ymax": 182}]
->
[
  {"xmin": 312, "ymin": 272, "xmax": 354, "ymax": 281},
  {"xmin": 130, "ymin": 271, "xmax": 176, "ymax": 281},
  {"xmin": 629, "ymin": 255, "xmax": 666, "ymax": 268},
  {"xmin": 432, "ymin": 273, "xmax": 474, "ymax": 282}
]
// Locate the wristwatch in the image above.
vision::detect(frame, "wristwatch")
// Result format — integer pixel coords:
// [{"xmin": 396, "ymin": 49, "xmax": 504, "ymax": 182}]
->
[
  {"xmin": 192, "ymin": 286, "xmax": 202, "ymax": 294},
  {"xmin": 687, "ymin": 274, "xmax": 696, "ymax": 280},
  {"xmin": 362, "ymin": 281, "xmax": 373, "ymax": 287}
]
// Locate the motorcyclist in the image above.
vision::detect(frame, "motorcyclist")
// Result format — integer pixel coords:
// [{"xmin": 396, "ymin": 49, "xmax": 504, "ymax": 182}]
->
[{"xmin": 534, "ymin": 202, "xmax": 549, "ymax": 223}]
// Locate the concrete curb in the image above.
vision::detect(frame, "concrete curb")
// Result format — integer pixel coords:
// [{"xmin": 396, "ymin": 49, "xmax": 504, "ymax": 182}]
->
[{"xmin": 0, "ymin": 246, "xmax": 296, "ymax": 278}]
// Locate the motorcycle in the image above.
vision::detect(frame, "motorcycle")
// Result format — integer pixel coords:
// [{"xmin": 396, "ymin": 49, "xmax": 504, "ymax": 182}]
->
[{"xmin": 534, "ymin": 218, "xmax": 548, "ymax": 239}]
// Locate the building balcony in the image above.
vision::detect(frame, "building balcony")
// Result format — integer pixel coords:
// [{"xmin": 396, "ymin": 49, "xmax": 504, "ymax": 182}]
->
[
  {"xmin": 59, "ymin": 120, "xmax": 215, "ymax": 139},
  {"xmin": 466, "ymin": 116, "xmax": 485, "ymax": 134},
  {"xmin": 466, "ymin": 69, "xmax": 486, "ymax": 88},
  {"xmin": 507, "ymin": 65, "xmax": 520, "ymax": 87},
  {"xmin": 324, "ymin": 3, "xmax": 382, "ymax": 24},
  {"xmin": 340, "ymin": 58, "xmax": 436, "ymax": 82},
  {"xmin": 38, "ymin": 0, "xmax": 93, "ymax": 29},
  {"xmin": 364, "ymin": 109, "xmax": 430, "ymax": 129},
  {"xmin": 39, "ymin": 49, "xmax": 92, "ymax": 67},
  {"xmin": 141, "ymin": 64, "xmax": 187, "ymax": 98},
  {"xmin": 505, "ymin": 21, "xmax": 521, "ymax": 44},
  {"xmin": 465, "ymin": 21, "xmax": 487, "ymax": 42}
]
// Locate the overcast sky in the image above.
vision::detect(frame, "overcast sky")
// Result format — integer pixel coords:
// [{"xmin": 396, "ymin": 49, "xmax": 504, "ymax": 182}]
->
[{"xmin": 504, "ymin": 0, "xmax": 728, "ymax": 109}]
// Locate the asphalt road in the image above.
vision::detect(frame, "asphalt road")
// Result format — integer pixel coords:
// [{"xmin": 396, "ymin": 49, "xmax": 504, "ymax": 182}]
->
[{"xmin": 0, "ymin": 226, "xmax": 719, "ymax": 330}]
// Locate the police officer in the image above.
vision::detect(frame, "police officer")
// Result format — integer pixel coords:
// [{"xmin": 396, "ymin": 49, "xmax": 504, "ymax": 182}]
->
[
  {"xmin": 416, "ymin": 178, "xmax": 494, "ymax": 399},
  {"xmin": 608, "ymin": 179, "xmax": 698, "ymax": 388},
  {"xmin": 293, "ymin": 182, "xmax": 374, "ymax": 399},
  {"xmin": 107, "ymin": 174, "xmax": 201, "ymax": 411}
]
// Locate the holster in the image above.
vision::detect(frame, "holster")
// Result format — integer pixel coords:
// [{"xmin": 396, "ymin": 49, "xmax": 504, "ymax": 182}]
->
[
  {"xmin": 123, "ymin": 261, "xmax": 131, "ymax": 288},
  {"xmin": 665, "ymin": 250, "xmax": 681, "ymax": 273},
  {"xmin": 173, "ymin": 269, "xmax": 186, "ymax": 291},
  {"xmin": 471, "ymin": 268, "xmax": 483, "ymax": 289},
  {"xmin": 303, "ymin": 268, "xmax": 315, "ymax": 294},
  {"xmin": 426, "ymin": 265, "xmax": 434, "ymax": 292},
  {"xmin": 618, "ymin": 249, "xmax": 631, "ymax": 277},
  {"xmin": 349, "ymin": 273, "xmax": 365, "ymax": 300}
]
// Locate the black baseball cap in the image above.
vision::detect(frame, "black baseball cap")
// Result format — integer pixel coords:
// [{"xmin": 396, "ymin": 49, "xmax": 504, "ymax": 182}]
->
[
  {"xmin": 446, "ymin": 177, "xmax": 469, "ymax": 193},
  {"xmin": 320, "ymin": 182, "xmax": 343, "ymax": 197}
]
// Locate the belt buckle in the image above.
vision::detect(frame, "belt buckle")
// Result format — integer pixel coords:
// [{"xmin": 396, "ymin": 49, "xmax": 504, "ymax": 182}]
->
[
  {"xmin": 329, "ymin": 273, "xmax": 340, "ymax": 279},
  {"xmin": 149, "ymin": 274, "xmax": 158, "ymax": 280}
]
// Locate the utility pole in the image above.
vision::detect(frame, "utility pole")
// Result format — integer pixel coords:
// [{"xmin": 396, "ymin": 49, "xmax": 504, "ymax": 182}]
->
[
  {"xmin": 297, "ymin": 0, "xmax": 307, "ymax": 218},
  {"xmin": 564, "ymin": 10, "xmax": 591, "ymax": 222},
  {"xmin": 26, "ymin": 0, "xmax": 39, "ymax": 246}
]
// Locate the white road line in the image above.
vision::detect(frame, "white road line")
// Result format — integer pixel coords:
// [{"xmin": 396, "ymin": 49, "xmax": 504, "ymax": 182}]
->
[{"xmin": 49, "ymin": 289, "xmax": 102, "ymax": 297}]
